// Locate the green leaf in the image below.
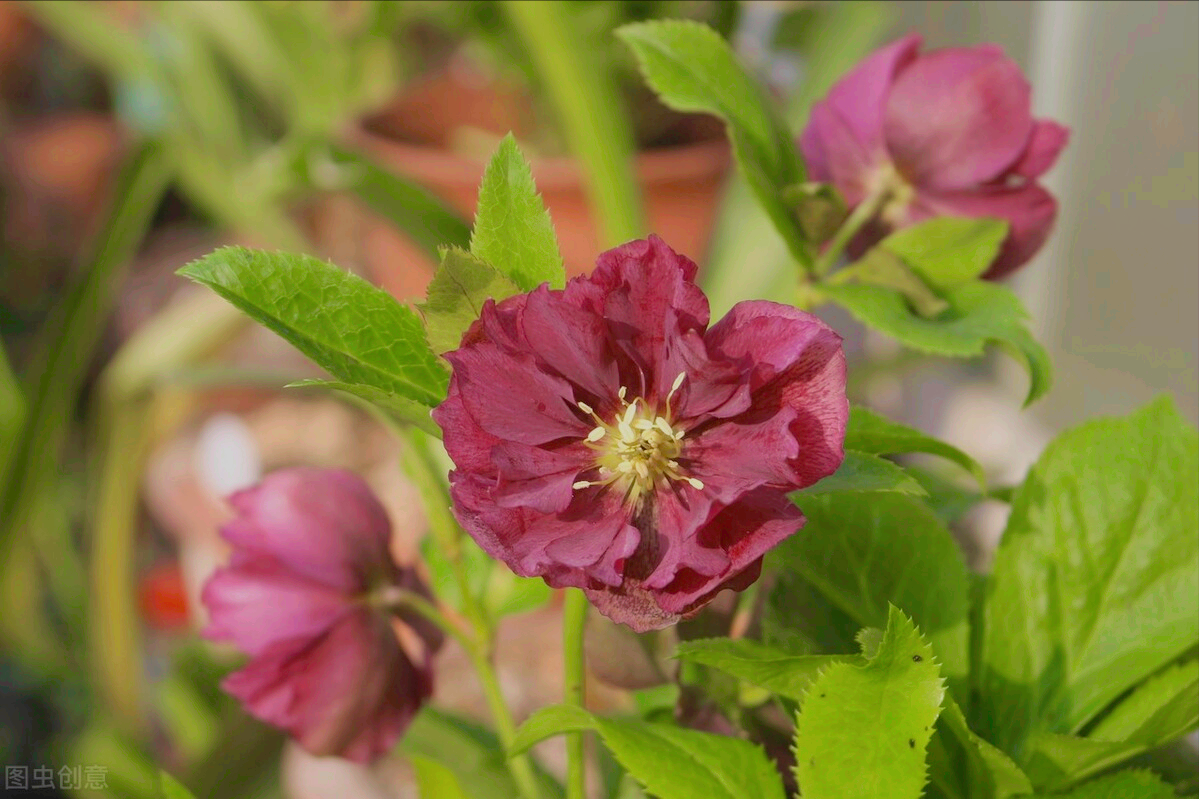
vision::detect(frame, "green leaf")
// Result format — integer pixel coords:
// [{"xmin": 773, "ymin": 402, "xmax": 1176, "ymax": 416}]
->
[
  {"xmin": 846, "ymin": 406, "xmax": 986, "ymax": 489},
  {"xmin": 675, "ymin": 638, "xmax": 855, "ymax": 702},
  {"xmin": 793, "ymin": 606, "xmax": 946, "ymax": 799},
  {"xmin": 179, "ymin": 246, "xmax": 448, "ymax": 407},
  {"xmin": 420, "ymin": 247, "xmax": 520, "ymax": 355},
  {"xmin": 794, "ymin": 450, "xmax": 927, "ymax": 496},
  {"xmin": 880, "ymin": 218, "xmax": 1009, "ymax": 291},
  {"xmin": 907, "ymin": 466, "xmax": 986, "ymax": 525},
  {"xmin": 1037, "ymin": 770, "xmax": 1176, "ymax": 798},
  {"xmin": 288, "ymin": 379, "xmax": 440, "ymax": 436},
  {"xmin": 617, "ymin": 20, "xmax": 810, "ymax": 265},
  {"xmin": 470, "ymin": 134, "xmax": 566, "ymax": 291},
  {"xmin": 323, "ymin": 143, "xmax": 471, "ymax": 261},
  {"xmin": 840, "ymin": 247, "xmax": 950, "ymax": 318},
  {"xmin": 1023, "ymin": 659, "xmax": 1199, "ymax": 791},
  {"xmin": 411, "ymin": 754, "xmax": 471, "ymax": 799},
  {"xmin": 511, "ymin": 705, "xmax": 786, "ymax": 799},
  {"xmin": 820, "ymin": 280, "xmax": 1052, "ymax": 405},
  {"xmin": 774, "ymin": 493, "xmax": 972, "ymax": 686},
  {"xmin": 977, "ymin": 397, "xmax": 1199, "ymax": 755},
  {"xmin": 158, "ymin": 771, "xmax": 198, "ymax": 799},
  {"xmin": 927, "ymin": 697, "xmax": 1033, "ymax": 799},
  {"xmin": 399, "ymin": 707, "xmax": 563, "ymax": 799}
]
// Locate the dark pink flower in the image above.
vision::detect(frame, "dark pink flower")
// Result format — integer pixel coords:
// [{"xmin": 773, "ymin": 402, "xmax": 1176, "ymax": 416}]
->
[
  {"xmin": 800, "ymin": 34, "xmax": 1070, "ymax": 279},
  {"xmin": 202, "ymin": 468, "xmax": 442, "ymax": 764},
  {"xmin": 433, "ymin": 236, "xmax": 847, "ymax": 632}
]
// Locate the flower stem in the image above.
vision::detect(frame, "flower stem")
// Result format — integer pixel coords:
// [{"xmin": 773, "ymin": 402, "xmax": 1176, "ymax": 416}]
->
[
  {"xmin": 388, "ymin": 590, "xmax": 543, "ymax": 799},
  {"xmin": 812, "ymin": 189, "xmax": 889, "ymax": 277},
  {"xmin": 393, "ymin": 429, "xmax": 541, "ymax": 799},
  {"xmin": 562, "ymin": 588, "xmax": 588, "ymax": 799}
]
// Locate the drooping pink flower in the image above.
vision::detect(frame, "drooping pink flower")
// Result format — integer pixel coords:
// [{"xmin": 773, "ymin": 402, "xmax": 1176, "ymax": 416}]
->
[
  {"xmin": 202, "ymin": 468, "xmax": 442, "ymax": 764},
  {"xmin": 800, "ymin": 34, "xmax": 1070, "ymax": 279},
  {"xmin": 433, "ymin": 236, "xmax": 847, "ymax": 632}
]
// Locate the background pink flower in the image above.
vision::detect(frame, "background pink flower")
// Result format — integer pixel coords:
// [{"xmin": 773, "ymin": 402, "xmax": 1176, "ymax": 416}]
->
[
  {"xmin": 800, "ymin": 34, "xmax": 1070, "ymax": 279},
  {"xmin": 434, "ymin": 236, "xmax": 848, "ymax": 631},
  {"xmin": 202, "ymin": 468, "xmax": 442, "ymax": 764}
]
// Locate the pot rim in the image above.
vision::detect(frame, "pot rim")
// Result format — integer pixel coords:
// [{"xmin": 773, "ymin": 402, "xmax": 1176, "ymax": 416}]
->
[{"xmin": 343, "ymin": 120, "xmax": 732, "ymax": 190}]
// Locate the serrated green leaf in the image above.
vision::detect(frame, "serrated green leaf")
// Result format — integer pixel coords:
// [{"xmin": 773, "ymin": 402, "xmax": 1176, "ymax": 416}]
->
[
  {"xmin": 846, "ymin": 406, "xmax": 986, "ymax": 489},
  {"xmin": 977, "ymin": 397, "xmax": 1199, "ymax": 755},
  {"xmin": 287, "ymin": 379, "xmax": 439, "ymax": 436},
  {"xmin": 411, "ymin": 754, "xmax": 471, "ymax": 799},
  {"xmin": 511, "ymin": 705, "xmax": 785, "ymax": 799},
  {"xmin": 1023, "ymin": 659, "xmax": 1199, "ymax": 791},
  {"xmin": 617, "ymin": 20, "xmax": 810, "ymax": 265},
  {"xmin": 399, "ymin": 707, "xmax": 563, "ymax": 799},
  {"xmin": 1037, "ymin": 770, "xmax": 1176, "ymax": 798},
  {"xmin": 158, "ymin": 771, "xmax": 198, "ymax": 799},
  {"xmin": 928, "ymin": 697, "xmax": 1033, "ymax": 799},
  {"xmin": 820, "ymin": 280, "xmax": 1052, "ymax": 405},
  {"xmin": 772, "ymin": 493, "xmax": 972, "ymax": 686},
  {"xmin": 420, "ymin": 247, "xmax": 520, "ymax": 354},
  {"xmin": 880, "ymin": 218, "xmax": 1009, "ymax": 291},
  {"xmin": 470, "ymin": 134, "xmax": 565, "ymax": 291},
  {"xmin": 179, "ymin": 247, "xmax": 448, "ymax": 406},
  {"xmin": 793, "ymin": 606, "xmax": 946, "ymax": 799},
  {"xmin": 794, "ymin": 450, "xmax": 927, "ymax": 496},
  {"xmin": 675, "ymin": 638, "xmax": 855, "ymax": 702}
]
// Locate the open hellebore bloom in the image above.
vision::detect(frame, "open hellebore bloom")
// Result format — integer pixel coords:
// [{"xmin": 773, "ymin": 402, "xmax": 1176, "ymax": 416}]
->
[
  {"xmin": 202, "ymin": 468, "xmax": 442, "ymax": 764},
  {"xmin": 434, "ymin": 236, "xmax": 847, "ymax": 632},
  {"xmin": 800, "ymin": 34, "xmax": 1070, "ymax": 278}
]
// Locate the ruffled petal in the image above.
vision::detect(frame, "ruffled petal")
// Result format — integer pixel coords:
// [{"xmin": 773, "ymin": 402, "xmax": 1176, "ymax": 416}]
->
[
  {"xmin": 1009, "ymin": 119, "xmax": 1070, "ymax": 179},
  {"xmin": 490, "ymin": 440, "xmax": 592, "ymax": 514},
  {"xmin": 911, "ymin": 181, "xmax": 1057, "ymax": 279},
  {"xmin": 703, "ymin": 302, "xmax": 848, "ymax": 489},
  {"xmin": 884, "ymin": 46, "xmax": 1032, "ymax": 189},
  {"xmin": 222, "ymin": 469, "xmax": 394, "ymax": 593},
  {"xmin": 445, "ymin": 342, "xmax": 588, "ymax": 445},
  {"xmin": 653, "ymin": 489, "xmax": 804, "ymax": 614},
  {"xmin": 520, "ymin": 285, "xmax": 621, "ymax": 401}
]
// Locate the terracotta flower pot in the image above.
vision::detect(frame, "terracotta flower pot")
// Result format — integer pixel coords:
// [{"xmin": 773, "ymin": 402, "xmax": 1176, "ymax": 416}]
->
[{"xmin": 306, "ymin": 66, "xmax": 731, "ymax": 301}]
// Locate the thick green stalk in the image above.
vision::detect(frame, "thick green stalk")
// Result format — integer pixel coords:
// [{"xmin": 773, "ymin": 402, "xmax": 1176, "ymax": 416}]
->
[
  {"xmin": 811, "ymin": 188, "xmax": 888, "ymax": 277},
  {"xmin": 562, "ymin": 589, "xmax": 589, "ymax": 799},
  {"xmin": 501, "ymin": 0, "xmax": 643, "ymax": 246}
]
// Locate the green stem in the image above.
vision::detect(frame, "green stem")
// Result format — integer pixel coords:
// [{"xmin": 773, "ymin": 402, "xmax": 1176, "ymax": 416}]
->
[
  {"xmin": 395, "ymin": 428, "xmax": 541, "ymax": 799},
  {"xmin": 812, "ymin": 188, "xmax": 888, "ymax": 277},
  {"xmin": 562, "ymin": 589, "xmax": 588, "ymax": 799}
]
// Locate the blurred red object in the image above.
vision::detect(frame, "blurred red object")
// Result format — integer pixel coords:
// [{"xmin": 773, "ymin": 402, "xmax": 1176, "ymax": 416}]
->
[{"xmin": 138, "ymin": 560, "xmax": 191, "ymax": 631}]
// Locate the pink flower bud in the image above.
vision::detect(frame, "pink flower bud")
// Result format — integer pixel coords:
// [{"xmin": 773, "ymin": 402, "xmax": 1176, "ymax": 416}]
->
[
  {"xmin": 433, "ymin": 236, "xmax": 848, "ymax": 632},
  {"xmin": 201, "ymin": 468, "xmax": 441, "ymax": 764},
  {"xmin": 800, "ymin": 34, "xmax": 1070, "ymax": 278}
]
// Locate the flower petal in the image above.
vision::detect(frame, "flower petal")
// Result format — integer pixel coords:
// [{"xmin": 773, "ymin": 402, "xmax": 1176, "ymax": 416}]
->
[
  {"xmin": 1009, "ymin": 119, "xmax": 1070, "ymax": 179},
  {"xmin": 800, "ymin": 33, "xmax": 920, "ymax": 173},
  {"xmin": 653, "ymin": 489, "xmax": 804, "ymax": 614},
  {"xmin": 912, "ymin": 182, "xmax": 1058, "ymax": 278},
  {"xmin": 445, "ymin": 342, "xmax": 588, "ymax": 445},
  {"xmin": 703, "ymin": 302, "xmax": 848, "ymax": 489},
  {"xmin": 201, "ymin": 556, "xmax": 351, "ymax": 656},
  {"xmin": 221, "ymin": 468, "xmax": 394, "ymax": 593},
  {"xmin": 222, "ymin": 611, "xmax": 428, "ymax": 764},
  {"xmin": 591, "ymin": 235, "xmax": 710, "ymax": 399},
  {"xmin": 520, "ymin": 285, "xmax": 621, "ymax": 401},
  {"xmin": 490, "ymin": 440, "xmax": 591, "ymax": 514},
  {"xmin": 884, "ymin": 45, "xmax": 1032, "ymax": 189}
]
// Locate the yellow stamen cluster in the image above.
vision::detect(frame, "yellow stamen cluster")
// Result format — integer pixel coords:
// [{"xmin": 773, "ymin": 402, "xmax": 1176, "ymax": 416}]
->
[{"xmin": 572, "ymin": 373, "xmax": 703, "ymax": 504}]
